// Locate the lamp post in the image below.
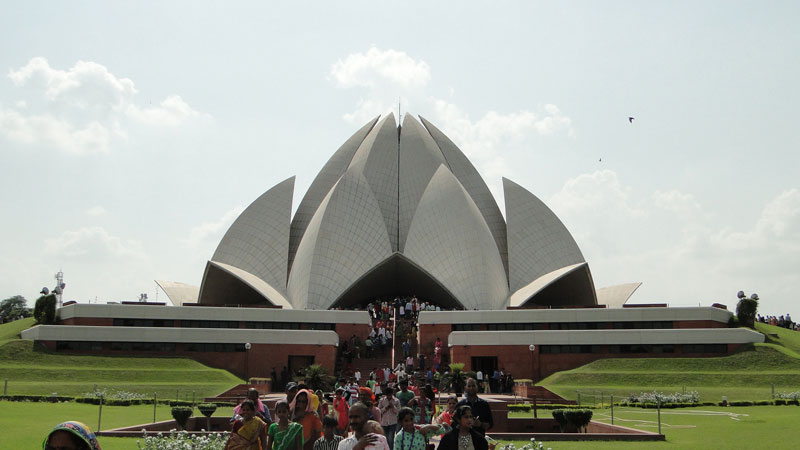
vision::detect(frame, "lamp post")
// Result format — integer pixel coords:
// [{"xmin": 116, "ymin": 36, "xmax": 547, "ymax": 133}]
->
[
  {"xmin": 244, "ymin": 342, "xmax": 252, "ymax": 383},
  {"xmin": 528, "ymin": 344, "xmax": 536, "ymax": 418}
]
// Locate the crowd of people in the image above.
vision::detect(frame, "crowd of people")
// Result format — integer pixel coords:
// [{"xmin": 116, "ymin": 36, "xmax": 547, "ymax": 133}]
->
[
  {"xmin": 758, "ymin": 313, "xmax": 798, "ymax": 331},
  {"xmin": 219, "ymin": 376, "xmax": 496, "ymax": 450}
]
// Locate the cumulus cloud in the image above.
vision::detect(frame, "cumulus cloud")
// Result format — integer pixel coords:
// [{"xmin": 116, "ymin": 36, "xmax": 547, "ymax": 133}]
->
[
  {"xmin": 45, "ymin": 226, "xmax": 147, "ymax": 260},
  {"xmin": 0, "ymin": 108, "xmax": 111, "ymax": 154},
  {"xmin": 85, "ymin": 206, "xmax": 107, "ymax": 216},
  {"xmin": 711, "ymin": 188, "xmax": 800, "ymax": 253},
  {"xmin": 182, "ymin": 206, "xmax": 245, "ymax": 249},
  {"xmin": 330, "ymin": 47, "xmax": 431, "ymax": 90},
  {"xmin": 330, "ymin": 47, "xmax": 574, "ymax": 201},
  {"xmin": 1, "ymin": 57, "xmax": 209, "ymax": 154},
  {"xmin": 547, "ymin": 170, "xmax": 799, "ymax": 308}
]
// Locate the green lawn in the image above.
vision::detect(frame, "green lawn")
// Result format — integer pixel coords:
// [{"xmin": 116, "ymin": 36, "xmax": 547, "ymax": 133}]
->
[
  {"xmin": 499, "ymin": 405, "xmax": 800, "ymax": 449},
  {"xmin": 0, "ymin": 316, "xmax": 35, "ymax": 343},
  {"xmin": 0, "ymin": 339, "xmax": 242, "ymax": 398},
  {"xmin": 540, "ymin": 344, "xmax": 800, "ymax": 403},
  {"xmin": 0, "ymin": 400, "xmax": 234, "ymax": 450},
  {"xmin": 757, "ymin": 322, "xmax": 800, "ymax": 355},
  {"xmin": 9, "ymin": 401, "xmax": 800, "ymax": 449}
]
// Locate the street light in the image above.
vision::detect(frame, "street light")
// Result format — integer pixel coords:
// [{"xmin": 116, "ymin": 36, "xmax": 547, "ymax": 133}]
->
[
  {"xmin": 528, "ymin": 344, "xmax": 537, "ymax": 418},
  {"xmin": 244, "ymin": 342, "xmax": 252, "ymax": 383}
]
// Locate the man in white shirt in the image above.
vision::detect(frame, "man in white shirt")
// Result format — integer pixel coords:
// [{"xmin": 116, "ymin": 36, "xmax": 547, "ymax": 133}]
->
[
  {"xmin": 354, "ymin": 370, "xmax": 361, "ymax": 384},
  {"xmin": 337, "ymin": 403, "xmax": 378, "ymax": 450}
]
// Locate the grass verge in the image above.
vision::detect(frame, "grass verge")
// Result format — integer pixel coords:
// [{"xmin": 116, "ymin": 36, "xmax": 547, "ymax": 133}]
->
[
  {"xmin": 0, "ymin": 400, "xmax": 234, "ymax": 450},
  {"xmin": 0, "ymin": 339, "xmax": 242, "ymax": 398},
  {"xmin": 0, "ymin": 317, "xmax": 35, "ymax": 343},
  {"xmin": 540, "ymin": 344, "xmax": 800, "ymax": 402}
]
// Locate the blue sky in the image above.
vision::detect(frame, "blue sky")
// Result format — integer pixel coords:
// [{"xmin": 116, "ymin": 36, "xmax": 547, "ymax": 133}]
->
[{"xmin": 1, "ymin": 1, "xmax": 798, "ymax": 317}]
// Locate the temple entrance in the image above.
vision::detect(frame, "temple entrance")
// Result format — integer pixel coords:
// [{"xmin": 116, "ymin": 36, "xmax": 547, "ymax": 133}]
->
[
  {"xmin": 330, "ymin": 253, "xmax": 464, "ymax": 310},
  {"xmin": 288, "ymin": 355, "xmax": 315, "ymax": 378}
]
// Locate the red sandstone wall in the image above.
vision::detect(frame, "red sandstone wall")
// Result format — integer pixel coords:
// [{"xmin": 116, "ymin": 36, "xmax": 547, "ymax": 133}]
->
[
  {"xmin": 39, "ymin": 340, "xmax": 337, "ymax": 381},
  {"xmin": 419, "ymin": 324, "xmax": 452, "ymax": 355},
  {"xmin": 451, "ymin": 343, "xmax": 737, "ymax": 382},
  {"xmin": 335, "ymin": 323, "xmax": 371, "ymax": 345}
]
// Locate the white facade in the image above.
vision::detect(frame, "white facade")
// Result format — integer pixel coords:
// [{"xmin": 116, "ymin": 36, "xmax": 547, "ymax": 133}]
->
[{"xmin": 194, "ymin": 113, "xmax": 639, "ymax": 310}]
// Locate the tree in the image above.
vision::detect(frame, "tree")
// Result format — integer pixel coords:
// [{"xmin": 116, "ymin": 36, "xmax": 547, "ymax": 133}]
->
[
  {"xmin": 0, "ymin": 295, "xmax": 30, "ymax": 321},
  {"xmin": 302, "ymin": 364, "xmax": 334, "ymax": 392},
  {"xmin": 34, "ymin": 294, "xmax": 57, "ymax": 325},
  {"xmin": 440, "ymin": 363, "xmax": 468, "ymax": 394},
  {"xmin": 736, "ymin": 291, "xmax": 759, "ymax": 329}
]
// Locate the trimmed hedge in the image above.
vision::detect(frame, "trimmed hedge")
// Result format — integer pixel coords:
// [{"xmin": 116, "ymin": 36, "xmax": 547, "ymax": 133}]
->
[
  {"xmin": 552, "ymin": 408, "xmax": 593, "ymax": 432},
  {"xmin": 0, "ymin": 395, "xmax": 235, "ymax": 407},
  {"xmin": 508, "ymin": 403, "xmax": 588, "ymax": 412},
  {"xmin": 0, "ymin": 395, "xmax": 75, "ymax": 402}
]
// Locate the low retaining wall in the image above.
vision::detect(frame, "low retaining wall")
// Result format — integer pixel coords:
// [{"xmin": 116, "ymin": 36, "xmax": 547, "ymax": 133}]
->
[
  {"xmin": 489, "ymin": 419, "xmax": 664, "ymax": 441},
  {"xmin": 99, "ymin": 417, "xmax": 231, "ymax": 437}
]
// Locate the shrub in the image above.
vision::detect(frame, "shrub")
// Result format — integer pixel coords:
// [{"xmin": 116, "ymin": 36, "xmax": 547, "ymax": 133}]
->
[
  {"xmin": 171, "ymin": 407, "xmax": 194, "ymax": 430},
  {"xmin": 776, "ymin": 391, "xmax": 800, "ymax": 401},
  {"xmin": 169, "ymin": 400, "xmax": 194, "ymax": 407},
  {"xmin": 552, "ymin": 409, "xmax": 593, "ymax": 433},
  {"xmin": 33, "ymin": 294, "xmax": 56, "ymax": 325},
  {"xmin": 137, "ymin": 429, "xmax": 229, "ymax": 450},
  {"xmin": 198, "ymin": 403, "xmax": 217, "ymax": 417},
  {"xmin": 551, "ymin": 410, "xmax": 567, "ymax": 432},
  {"xmin": 567, "ymin": 409, "xmax": 593, "ymax": 432},
  {"xmin": 620, "ymin": 390, "xmax": 700, "ymax": 406},
  {"xmin": 508, "ymin": 404, "xmax": 532, "ymax": 412}
]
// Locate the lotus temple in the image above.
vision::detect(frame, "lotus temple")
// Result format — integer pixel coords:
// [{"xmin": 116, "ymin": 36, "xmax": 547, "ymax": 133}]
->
[{"xmin": 22, "ymin": 114, "xmax": 763, "ymax": 382}]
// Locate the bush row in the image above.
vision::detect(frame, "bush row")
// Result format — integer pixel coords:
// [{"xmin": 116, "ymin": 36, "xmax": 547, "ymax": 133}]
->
[
  {"xmin": 0, "ymin": 395, "xmax": 234, "ymax": 407},
  {"xmin": 552, "ymin": 409, "xmax": 593, "ymax": 432},
  {"xmin": 618, "ymin": 400, "xmax": 796, "ymax": 408},
  {"xmin": 508, "ymin": 403, "xmax": 590, "ymax": 412}
]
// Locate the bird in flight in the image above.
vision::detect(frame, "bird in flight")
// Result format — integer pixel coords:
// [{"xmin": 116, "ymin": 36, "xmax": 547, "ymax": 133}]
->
[{"xmin": 628, "ymin": 117, "xmax": 635, "ymax": 123}]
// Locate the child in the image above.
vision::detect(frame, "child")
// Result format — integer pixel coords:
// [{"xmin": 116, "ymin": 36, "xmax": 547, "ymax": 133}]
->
[
  {"xmin": 363, "ymin": 420, "xmax": 391, "ymax": 450},
  {"xmin": 313, "ymin": 415, "xmax": 343, "ymax": 450},
  {"xmin": 267, "ymin": 400, "xmax": 303, "ymax": 450},
  {"xmin": 333, "ymin": 388, "xmax": 349, "ymax": 435},
  {"xmin": 394, "ymin": 407, "xmax": 426, "ymax": 450}
]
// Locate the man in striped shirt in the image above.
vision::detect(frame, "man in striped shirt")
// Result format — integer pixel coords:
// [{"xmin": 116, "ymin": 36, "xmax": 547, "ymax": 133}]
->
[{"xmin": 314, "ymin": 415, "xmax": 344, "ymax": 450}]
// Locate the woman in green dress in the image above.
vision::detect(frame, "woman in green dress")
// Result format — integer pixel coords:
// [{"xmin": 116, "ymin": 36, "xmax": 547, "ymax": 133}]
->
[{"xmin": 267, "ymin": 400, "xmax": 304, "ymax": 450}]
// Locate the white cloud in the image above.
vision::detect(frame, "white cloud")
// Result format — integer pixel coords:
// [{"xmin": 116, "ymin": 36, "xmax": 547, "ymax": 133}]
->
[
  {"xmin": 547, "ymin": 170, "xmax": 799, "ymax": 309},
  {"xmin": 126, "ymin": 95, "xmax": 208, "ymax": 126},
  {"xmin": 9, "ymin": 57, "xmax": 136, "ymax": 108},
  {"xmin": 0, "ymin": 108, "xmax": 111, "ymax": 154},
  {"xmin": 711, "ymin": 188, "xmax": 800, "ymax": 253},
  {"xmin": 330, "ymin": 47, "xmax": 431, "ymax": 90},
  {"xmin": 329, "ymin": 47, "xmax": 574, "ymax": 195},
  {"xmin": 182, "ymin": 206, "xmax": 245, "ymax": 249},
  {"xmin": 45, "ymin": 226, "xmax": 147, "ymax": 260},
  {"xmin": 1, "ymin": 57, "xmax": 209, "ymax": 154},
  {"xmin": 85, "ymin": 206, "xmax": 107, "ymax": 216}
]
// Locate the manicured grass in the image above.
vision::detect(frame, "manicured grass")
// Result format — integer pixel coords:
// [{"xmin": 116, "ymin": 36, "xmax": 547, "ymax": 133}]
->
[
  {"xmin": 757, "ymin": 322, "xmax": 800, "ymax": 355},
  {"xmin": 497, "ymin": 405, "xmax": 800, "ymax": 449},
  {"xmin": 540, "ymin": 345, "xmax": 800, "ymax": 402},
  {"xmin": 0, "ymin": 339, "xmax": 242, "ymax": 398},
  {"xmin": 0, "ymin": 400, "xmax": 234, "ymax": 450},
  {"xmin": 0, "ymin": 317, "xmax": 35, "ymax": 343}
]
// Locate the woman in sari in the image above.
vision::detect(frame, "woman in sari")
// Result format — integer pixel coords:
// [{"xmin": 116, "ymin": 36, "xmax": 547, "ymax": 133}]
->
[
  {"xmin": 226, "ymin": 399, "xmax": 268, "ymax": 450},
  {"xmin": 267, "ymin": 400, "xmax": 303, "ymax": 450},
  {"xmin": 434, "ymin": 395, "xmax": 458, "ymax": 429},
  {"xmin": 291, "ymin": 389, "xmax": 322, "ymax": 450}
]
